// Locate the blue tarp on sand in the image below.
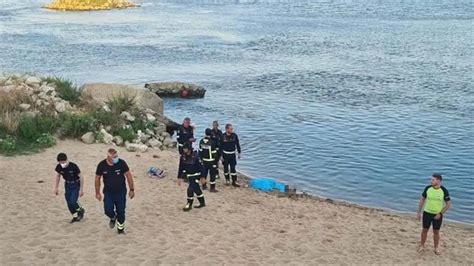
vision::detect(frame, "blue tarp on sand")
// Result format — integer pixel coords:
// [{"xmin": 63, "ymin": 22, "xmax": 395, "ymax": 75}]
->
[{"xmin": 249, "ymin": 178, "xmax": 285, "ymax": 192}]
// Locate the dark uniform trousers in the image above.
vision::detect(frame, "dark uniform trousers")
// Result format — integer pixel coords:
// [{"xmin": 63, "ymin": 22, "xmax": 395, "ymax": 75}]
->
[
  {"xmin": 187, "ymin": 173, "xmax": 204, "ymax": 203},
  {"xmin": 222, "ymin": 152, "xmax": 237, "ymax": 183},
  {"xmin": 202, "ymin": 159, "xmax": 218, "ymax": 186},
  {"xmin": 104, "ymin": 189, "xmax": 126, "ymax": 229},
  {"xmin": 65, "ymin": 181, "xmax": 81, "ymax": 216}
]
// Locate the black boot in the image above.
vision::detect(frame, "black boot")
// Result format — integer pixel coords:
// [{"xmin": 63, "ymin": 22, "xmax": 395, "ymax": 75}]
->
[
  {"xmin": 232, "ymin": 175, "xmax": 240, "ymax": 187},
  {"xmin": 195, "ymin": 196, "xmax": 206, "ymax": 208},
  {"xmin": 210, "ymin": 184, "xmax": 218, "ymax": 193},
  {"xmin": 183, "ymin": 199, "xmax": 193, "ymax": 212},
  {"xmin": 109, "ymin": 215, "xmax": 117, "ymax": 229},
  {"xmin": 225, "ymin": 174, "xmax": 231, "ymax": 185}
]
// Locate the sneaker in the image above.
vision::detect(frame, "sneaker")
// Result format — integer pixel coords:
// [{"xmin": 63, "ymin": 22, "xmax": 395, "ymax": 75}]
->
[{"xmin": 109, "ymin": 217, "xmax": 117, "ymax": 229}]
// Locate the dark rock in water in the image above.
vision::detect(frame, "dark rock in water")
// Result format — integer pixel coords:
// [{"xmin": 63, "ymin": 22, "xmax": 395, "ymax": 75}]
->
[{"xmin": 145, "ymin": 82, "xmax": 206, "ymax": 98}]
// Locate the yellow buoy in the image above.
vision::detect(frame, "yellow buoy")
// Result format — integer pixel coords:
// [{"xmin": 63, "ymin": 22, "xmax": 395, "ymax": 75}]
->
[{"xmin": 43, "ymin": 0, "xmax": 138, "ymax": 11}]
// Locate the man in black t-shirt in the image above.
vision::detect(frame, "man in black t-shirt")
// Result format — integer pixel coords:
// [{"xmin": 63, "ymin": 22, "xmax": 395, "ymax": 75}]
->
[
  {"xmin": 54, "ymin": 153, "xmax": 85, "ymax": 223},
  {"xmin": 176, "ymin": 117, "xmax": 196, "ymax": 154},
  {"xmin": 95, "ymin": 148, "xmax": 135, "ymax": 234}
]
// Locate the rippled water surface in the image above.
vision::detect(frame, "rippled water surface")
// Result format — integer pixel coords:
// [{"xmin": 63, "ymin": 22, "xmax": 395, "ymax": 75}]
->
[{"xmin": 1, "ymin": 0, "xmax": 473, "ymax": 223}]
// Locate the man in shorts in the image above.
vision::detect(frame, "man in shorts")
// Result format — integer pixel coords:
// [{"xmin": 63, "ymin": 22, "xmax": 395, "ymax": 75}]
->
[{"xmin": 416, "ymin": 173, "xmax": 451, "ymax": 255}]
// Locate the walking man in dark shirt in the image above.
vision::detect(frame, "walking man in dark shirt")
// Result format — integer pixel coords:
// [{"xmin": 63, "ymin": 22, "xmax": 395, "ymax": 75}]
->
[
  {"xmin": 54, "ymin": 153, "xmax": 85, "ymax": 223},
  {"xmin": 177, "ymin": 117, "xmax": 196, "ymax": 154},
  {"xmin": 220, "ymin": 123, "xmax": 241, "ymax": 187},
  {"xmin": 416, "ymin": 173, "xmax": 451, "ymax": 255},
  {"xmin": 95, "ymin": 148, "xmax": 135, "ymax": 234}
]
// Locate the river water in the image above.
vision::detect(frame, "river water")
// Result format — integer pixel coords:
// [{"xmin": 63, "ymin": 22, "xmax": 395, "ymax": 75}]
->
[{"xmin": 0, "ymin": 0, "xmax": 473, "ymax": 223}]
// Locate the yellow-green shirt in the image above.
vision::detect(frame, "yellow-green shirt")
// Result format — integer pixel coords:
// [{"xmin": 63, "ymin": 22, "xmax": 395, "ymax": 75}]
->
[{"xmin": 422, "ymin": 185, "xmax": 450, "ymax": 214}]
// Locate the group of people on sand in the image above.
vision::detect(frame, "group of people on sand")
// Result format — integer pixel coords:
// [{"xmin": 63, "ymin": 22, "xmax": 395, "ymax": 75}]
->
[
  {"xmin": 53, "ymin": 119, "xmax": 452, "ymax": 256},
  {"xmin": 53, "ymin": 118, "xmax": 242, "ymax": 234},
  {"xmin": 175, "ymin": 118, "xmax": 241, "ymax": 211}
]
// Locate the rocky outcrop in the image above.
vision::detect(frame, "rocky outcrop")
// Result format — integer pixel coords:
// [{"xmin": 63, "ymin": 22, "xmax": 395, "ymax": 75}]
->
[
  {"xmin": 145, "ymin": 82, "xmax": 206, "ymax": 98},
  {"xmin": 0, "ymin": 74, "xmax": 73, "ymax": 114},
  {"xmin": 81, "ymin": 83, "xmax": 164, "ymax": 115},
  {"xmin": 1, "ymin": 74, "xmax": 179, "ymax": 153}
]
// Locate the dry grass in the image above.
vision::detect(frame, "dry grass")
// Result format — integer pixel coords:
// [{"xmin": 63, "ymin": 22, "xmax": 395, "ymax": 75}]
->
[
  {"xmin": 0, "ymin": 88, "xmax": 32, "ymax": 134},
  {"xmin": 0, "ymin": 111, "xmax": 20, "ymax": 134},
  {"xmin": 0, "ymin": 88, "xmax": 31, "ymax": 113}
]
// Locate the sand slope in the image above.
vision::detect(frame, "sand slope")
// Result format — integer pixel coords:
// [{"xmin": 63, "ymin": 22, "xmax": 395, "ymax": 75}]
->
[{"xmin": 0, "ymin": 140, "xmax": 473, "ymax": 265}]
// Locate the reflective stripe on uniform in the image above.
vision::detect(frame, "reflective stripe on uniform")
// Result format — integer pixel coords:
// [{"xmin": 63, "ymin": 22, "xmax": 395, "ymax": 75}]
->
[
  {"xmin": 203, "ymin": 158, "xmax": 214, "ymax": 162},
  {"xmin": 72, "ymin": 212, "xmax": 78, "ymax": 218},
  {"xmin": 187, "ymin": 197, "xmax": 194, "ymax": 200},
  {"xmin": 117, "ymin": 222, "xmax": 125, "ymax": 230},
  {"xmin": 187, "ymin": 173, "xmax": 200, "ymax": 177},
  {"xmin": 178, "ymin": 143, "xmax": 184, "ymax": 147},
  {"xmin": 231, "ymin": 173, "xmax": 237, "ymax": 176},
  {"xmin": 197, "ymin": 194, "xmax": 204, "ymax": 198},
  {"xmin": 210, "ymin": 182, "xmax": 216, "ymax": 185},
  {"xmin": 223, "ymin": 150, "xmax": 236, "ymax": 154}
]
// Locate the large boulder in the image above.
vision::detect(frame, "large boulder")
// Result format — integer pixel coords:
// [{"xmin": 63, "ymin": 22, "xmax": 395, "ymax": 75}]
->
[
  {"xmin": 81, "ymin": 132, "xmax": 95, "ymax": 144},
  {"xmin": 81, "ymin": 83, "xmax": 163, "ymax": 115},
  {"xmin": 126, "ymin": 143, "xmax": 149, "ymax": 153},
  {"xmin": 144, "ymin": 82, "xmax": 206, "ymax": 98}
]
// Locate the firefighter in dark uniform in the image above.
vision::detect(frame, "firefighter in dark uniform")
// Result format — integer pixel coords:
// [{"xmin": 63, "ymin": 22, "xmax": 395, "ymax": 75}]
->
[
  {"xmin": 178, "ymin": 143, "xmax": 206, "ymax": 211},
  {"xmin": 54, "ymin": 153, "xmax": 85, "ymax": 223},
  {"xmin": 95, "ymin": 148, "xmax": 135, "ymax": 234},
  {"xmin": 199, "ymin": 128, "xmax": 220, "ymax": 192},
  {"xmin": 210, "ymin": 120, "xmax": 223, "ymax": 179},
  {"xmin": 177, "ymin": 117, "xmax": 196, "ymax": 154},
  {"xmin": 220, "ymin": 123, "xmax": 241, "ymax": 187}
]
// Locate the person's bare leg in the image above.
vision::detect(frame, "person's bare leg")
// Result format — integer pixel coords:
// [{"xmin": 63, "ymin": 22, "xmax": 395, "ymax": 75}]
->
[
  {"xmin": 433, "ymin": 230, "xmax": 441, "ymax": 255},
  {"xmin": 418, "ymin": 228, "xmax": 429, "ymax": 252}
]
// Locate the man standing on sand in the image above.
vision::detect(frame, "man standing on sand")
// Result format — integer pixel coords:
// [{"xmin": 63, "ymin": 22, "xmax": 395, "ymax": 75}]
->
[
  {"xmin": 95, "ymin": 148, "xmax": 135, "ymax": 234},
  {"xmin": 416, "ymin": 173, "xmax": 451, "ymax": 255},
  {"xmin": 220, "ymin": 123, "xmax": 241, "ymax": 187},
  {"xmin": 177, "ymin": 117, "xmax": 196, "ymax": 155},
  {"xmin": 178, "ymin": 142, "xmax": 206, "ymax": 211},
  {"xmin": 54, "ymin": 153, "xmax": 85, "ymax": 223},
  {"xmin": 210, "ymin": 120, "xmax": 223, "ymax": 179},
  {"xmin": 199, "ymin": 128, "xmax": 220, "ymax": 192}
]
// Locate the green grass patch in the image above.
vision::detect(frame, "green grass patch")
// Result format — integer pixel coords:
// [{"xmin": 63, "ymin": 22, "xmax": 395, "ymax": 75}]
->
[
  {"xmin": 59, "ymin": 112, "xmax": 97, "ymax": 138},
  {"xmin": 43, "ymin": 76, "xmax": 82, "ymax": 104},
  {"xmin": 106, "ymin": 92, "xmax": 137, "ymax": 113},
  {"xmin": 17, "ymin": 114, "xmax": 58, "ymax": 142},
  {"xmin": 113, "ymin": 127, "xmax": 137, "ymax": 143}
]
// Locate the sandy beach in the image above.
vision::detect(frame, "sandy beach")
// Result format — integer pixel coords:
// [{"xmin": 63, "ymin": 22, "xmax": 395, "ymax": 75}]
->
[{"xmin": 0, "ymin": 140, "xmax": 473, "ymax": 265}]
